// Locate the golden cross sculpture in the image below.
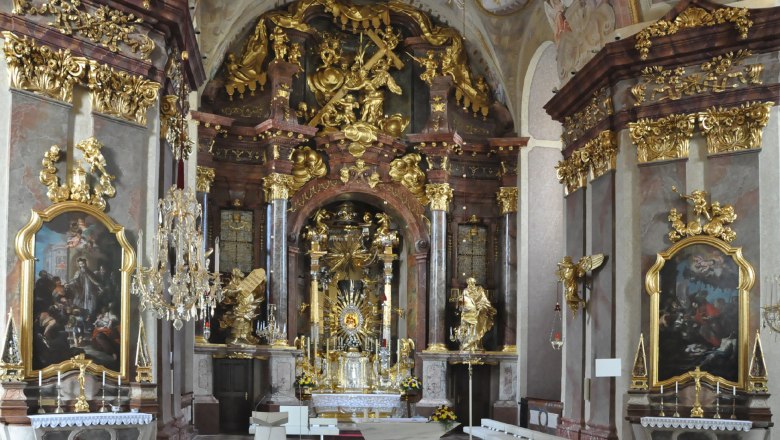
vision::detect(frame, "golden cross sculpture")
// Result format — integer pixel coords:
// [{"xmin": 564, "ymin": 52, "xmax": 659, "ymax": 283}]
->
[
  {"xmin": 309, "ymin": 30, "xmax": 404, "ymax": 127},
  {"xmin": 69, "ymin": 354, "xmax": 93, "ymax": 413},
  {"xmin": 690, "ymin": 366, "xmax": 706, "ymax": 418}
]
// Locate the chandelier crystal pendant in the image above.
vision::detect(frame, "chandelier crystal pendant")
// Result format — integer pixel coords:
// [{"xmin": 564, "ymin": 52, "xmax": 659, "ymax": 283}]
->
[{"xmin": 132, "ymin": 186, "xmax": 222, "ymax": 330}]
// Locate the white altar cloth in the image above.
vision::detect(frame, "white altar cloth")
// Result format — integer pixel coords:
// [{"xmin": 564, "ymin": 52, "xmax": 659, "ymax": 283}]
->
[
  {"xmin": 312, "ymin": 393, "xmax": 401, "ymax": 415},
  {"xmin": 640, "ymin": 417, "xmax": 753, "ymax": 432},
  {"xmin": 356, "ymin": 419, "xmax": 459, "ymax": 440},
  {"xmin": 28, "ymin": 412, "xmax": 153, "ymax": 429}
]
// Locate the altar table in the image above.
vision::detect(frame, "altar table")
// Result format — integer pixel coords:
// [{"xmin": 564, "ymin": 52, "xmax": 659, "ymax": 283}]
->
[
  {"xmin": 635, "ymin": 417, "xmax": 765, "ymax": 440},
  {"xmin": 356, "ymin": 418, "xmax": 459, "ymax": 440},
  {"xmin": 27, "ymin": 412, "xmax": 154, "ymax": 440},
  {"xmin": 312, "ymin": 393, "xmax": 401, "ymax": 417}
]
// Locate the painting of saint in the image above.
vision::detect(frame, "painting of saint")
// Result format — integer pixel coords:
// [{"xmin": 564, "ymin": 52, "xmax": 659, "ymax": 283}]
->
[
  {"xmin": 31, "ymin": 211, "xmax": 123, "ymax": 372},
  {"xmin": 656, "ymin": 243, "xmax": 741, "ymax": 383}
]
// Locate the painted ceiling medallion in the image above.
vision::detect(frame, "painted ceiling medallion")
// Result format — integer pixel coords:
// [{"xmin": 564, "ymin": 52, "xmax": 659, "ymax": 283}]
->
[{"xmin": 477, "ymin": 0, "xmax": 529, "ymax": 15}]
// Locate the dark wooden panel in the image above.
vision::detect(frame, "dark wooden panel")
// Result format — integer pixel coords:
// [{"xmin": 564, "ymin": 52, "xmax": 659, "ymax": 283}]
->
[{"xmin": 213, "ymin": 358, "xmax": 254, "ymax": 434}]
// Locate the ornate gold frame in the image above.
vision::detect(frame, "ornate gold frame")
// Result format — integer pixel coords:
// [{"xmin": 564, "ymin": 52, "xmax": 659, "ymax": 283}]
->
[
  {"xmin": 16, "ymin": 201, "xmax": 134, "ymax": 380},
  {"xmin": 645, "ymin": 235, "xmax": 753, "ymax": 390}
]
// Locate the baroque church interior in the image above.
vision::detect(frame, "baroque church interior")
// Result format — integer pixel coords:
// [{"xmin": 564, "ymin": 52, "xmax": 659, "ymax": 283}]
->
[{"xmin": 0, "ymin": 0, "xmax": 778, "ymax": 439}]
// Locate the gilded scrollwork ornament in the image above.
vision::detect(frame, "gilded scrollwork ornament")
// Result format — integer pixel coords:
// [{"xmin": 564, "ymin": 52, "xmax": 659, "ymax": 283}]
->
[
  {"xmin": 263, "ymin": 173, "xmax": 295, "ymax": 201},
  {"xmin": 425, "ymin": 183, "xmax": 453, "ymax": 212},
  {"xmin": 225, "ymin": 19, "xmax": 269, "ymax": 100},
  {"xmin": 635, "ymin": 6, "xmax": 752, "ymax": 60},
  {"xmin": 562, "ymin": 87, "xmax": 613, "ymax": 146},
  {"xmin": 87, "ymin": 60, "xmax": 160, "ymax": 126},
  {"xmin": 2, "ymin": 31, "xmax": 87, "ymax": 103},
  {"xmin": 12, "ymin": 0, "xmax": 155, "ymax": 60},
  {"xmin": 290, "ymin": 146, "xmax": 327, "ymax": 194},
  {"xmin": 40, "ymin": 137, "xmax": 117, "ymax": 211},
  {"xmin": 631, "ymin": 50, "xmax": 763, "ymax": 106},
  {"xmin": 555, "ymin": 147, "xmax": 588, "ymax": 195},
  {"xmin": 629, "ymin": 113, "xmax": 696, "ymax": 163},
  {"xmin": 195, "ymin": 166, "xmax": 216, "ymax": 193},
  {"xmin": 698, "ymin": 101, "xmax": 772, "ymax": 155},
  {"xmin": 667, "ymin": 186, "xmax": 737, "ymax": 243},
  {"xmin": 389, "ymin": 153, "xmax": 428, "ymax": 205},
  {"xmin": 339, "ymin": 160, "xmax": 379, "ymax": 188}
]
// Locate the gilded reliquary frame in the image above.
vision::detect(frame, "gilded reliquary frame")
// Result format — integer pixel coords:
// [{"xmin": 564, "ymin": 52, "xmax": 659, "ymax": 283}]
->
[
  {"xmin": 16, "ymin": 201, "xmax": 134, "ymax": 380},
  {"xmin": 645, "ymin": 235, "xmax": 753, "ymax": 390}
]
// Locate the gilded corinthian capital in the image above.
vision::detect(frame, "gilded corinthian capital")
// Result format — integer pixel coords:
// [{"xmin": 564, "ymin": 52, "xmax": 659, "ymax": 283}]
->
[
  {"xmin": 496, "ymin": 187, "xmax": 518, "ymax": 215},
  {"xmin": 263, "ymin": 173, "xmax": 295, "ymax": 201},
  {"xmin": 196, "ymin": 166, "xmax": 216, "ymax": 193},
  {"xmin": 425, "ymin": 183, "xmax": 453, "ymax": 211}
]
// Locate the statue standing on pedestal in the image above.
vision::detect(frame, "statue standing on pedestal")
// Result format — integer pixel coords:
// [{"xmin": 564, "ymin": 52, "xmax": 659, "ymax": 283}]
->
[{"xmin": 456, "ymin": 278, "xmax": 496, "ymax": 351}]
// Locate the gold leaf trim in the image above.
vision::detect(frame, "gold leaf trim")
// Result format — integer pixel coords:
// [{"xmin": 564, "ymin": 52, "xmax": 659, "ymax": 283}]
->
[
  {"xmin": 555, "ymin": 130, "xmax": 617, "ymax": 194},
  {"xmin": 13, "ymin": 0, "xmax": 154, "ymax": 60},
  {"xmin": 629, "ymin": 113, "xmax": 696, "ymax": 163},
  {"xmin": 635, "ymin": 6, "xmax": 752, "ymax": 60},
  {"xmin": 631, "ymin": 50, "xmax": 763, "ymax": 106},
  {"xmin": 196, "ymin": 166, "xmax": 216, "ymax": 193},
  {"xmin": 263, "ymin": 173, "xmax": 295, "ymax": 201},
  {"xmin": 87, "ymin": 60, "xmax": 160, "ymax": 125},
  {"xmin": 425, "ymin": 183, "xmax": 453, "ymax": 211},
  {"xmin": 698, "ymin": 101, "xmax": 773, "ymax": 155},
  {"xmin": 562, "ymin": 87, "xmax": 613, "ymax": 146},
  {"xmin": 2, "ymin": 31, "xmax": 87, "ymax": 103},
  {"xmin": 496, "ymin": 187, "xmax": 518, "ymax": 215}
]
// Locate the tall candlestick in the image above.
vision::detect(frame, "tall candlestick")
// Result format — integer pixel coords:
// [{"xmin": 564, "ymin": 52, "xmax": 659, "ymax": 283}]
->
[
  {"xmin": 717, "ymin": 382, "xmax": 720, "ymax": 394},
  {"xmin": 733, "ymin": 386, "xmax": 736, "ymax": 396},
  {"xmin": 675, "ymin": 381, "xmax": 678, "ymax": 394},
  {"xmin": 39, "ymin": 371, "xmax": 42, "ymax": 387},
  {"xmin": 57, "ymin": 371, "xmax": 61, "ymax": 386},
  {"xmin": 103, "ymin": 371, "xmax": 106, "ymax": 386},
  {"xmin": 214, "ymin": 237, "xmax": 220, "ymax": 274},
  {"xmin": 660, "ymin": 385, "xmax": 663, "ymax": 394},
  {"xmin": 118, "ymin": 375, "xmax": 121, "ymax": 387}
]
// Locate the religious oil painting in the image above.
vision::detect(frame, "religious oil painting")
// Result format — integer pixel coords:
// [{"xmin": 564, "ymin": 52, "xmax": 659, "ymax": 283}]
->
[
  {"xmin": 647, "ymin": 236, "xmax": 753, "ymax": 388},
  {"xmin": 17, "ymin": 202, "xmax": 133, "ymax": 379}
]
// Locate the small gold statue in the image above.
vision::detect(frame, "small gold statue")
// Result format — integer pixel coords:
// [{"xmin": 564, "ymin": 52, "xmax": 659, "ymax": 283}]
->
[
  {"xmin": 455, "ymin": 278, "xmax": 496, "ymax": 351},
  {"xmin": 219, "ymin": 268, "xmax": 267, "ymax": 346},
  {"xmin": 69, "ymin": 354, "xmax": 92, "ymax": 413},
  {"xmin": 556, "ymin": 254, "xmax": 605, "ymax": 317}
]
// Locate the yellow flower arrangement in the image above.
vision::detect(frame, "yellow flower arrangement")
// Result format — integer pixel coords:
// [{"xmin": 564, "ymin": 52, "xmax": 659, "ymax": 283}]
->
[
  {"xmin": 430, "ymin": 404, "xmax": 457, "ymax": 429},
  {"xmin": 401, "ymin": 376, "xmax": 422, "ymax": 392},
  {"xmin": 295, "ymin": 373, "xmax": 316, "ymax": 388}
]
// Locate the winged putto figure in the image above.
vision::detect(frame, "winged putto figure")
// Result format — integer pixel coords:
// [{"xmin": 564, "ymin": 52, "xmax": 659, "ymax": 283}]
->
[{"xmin": 556, "ymin": 254, "xmax": 606, "ymax": 317}]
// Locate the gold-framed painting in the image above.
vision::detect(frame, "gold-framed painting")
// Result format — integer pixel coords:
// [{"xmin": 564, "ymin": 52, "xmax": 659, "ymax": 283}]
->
[
  {"xmin": 645, "ymin": 235, "xmax": 753, "ymax": 389},
  {"xmin": 16, "ymin": 201, "xmax": 134, "ymax": 380}
]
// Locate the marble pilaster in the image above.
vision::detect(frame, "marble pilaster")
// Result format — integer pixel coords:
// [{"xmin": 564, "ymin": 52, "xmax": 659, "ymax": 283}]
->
[
  {"xmin": 264, "ymin": 173, "xmax": 293, "ymax": 344},
  {"xmin": 497, "ymin": 187, "xmax": 518, "ymax": 351},
  {"xmin": 424, "ymin": 183, "xmax": 452, "ymax": 352},
  {"xmin": 416, "ymin": 352, "xmax": 452, "ymax": 416},
  {"xmin": 266, "ymin": 348, "xmax": 299, "ymax": 405}
]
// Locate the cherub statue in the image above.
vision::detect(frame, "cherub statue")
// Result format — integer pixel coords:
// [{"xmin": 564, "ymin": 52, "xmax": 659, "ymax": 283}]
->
[
  {"xmin": 556, "ymin": 254, "xmax": 605, "ymax": 317},
  {"xmin": 270, "ymin": 26, "xmax": 289, "ymax": 61}
]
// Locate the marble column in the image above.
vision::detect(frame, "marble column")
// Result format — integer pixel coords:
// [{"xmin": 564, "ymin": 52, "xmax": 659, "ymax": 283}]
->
[
  {"xmin": 497, "ymin": 187, "xmax": 518, "ymax": 352},
  {"xmin": 424, "ymin": 183, "xmax": 453, "ymax": 352},
  {"xmin": 263, "ymin": 173, "xmax": 294, "ymax": 344},
  {"xmin": 195, "ymin": 166, "xmax": 215, "ymax": 344}
]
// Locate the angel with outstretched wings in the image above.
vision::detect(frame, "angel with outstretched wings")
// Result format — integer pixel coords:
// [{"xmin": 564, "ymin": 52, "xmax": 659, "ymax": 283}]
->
[{"xmin": 556, "ymin": 254, "xmax": 605, "ymax": 316}]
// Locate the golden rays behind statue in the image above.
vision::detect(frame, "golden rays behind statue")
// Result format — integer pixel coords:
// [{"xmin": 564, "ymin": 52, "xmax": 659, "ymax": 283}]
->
[
  {"xmin": 325, "ymin": 280, "xmax": 379, "ymax": 349},
  {"xmin": 556, "ymin": 254, "xmax": 606, "ymax": 317}
]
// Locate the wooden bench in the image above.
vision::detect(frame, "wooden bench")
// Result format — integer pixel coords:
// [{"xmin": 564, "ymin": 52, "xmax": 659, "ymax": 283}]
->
[{"xmin": 463, "ymin": 418, "xmax": 566, "ymax": 439}]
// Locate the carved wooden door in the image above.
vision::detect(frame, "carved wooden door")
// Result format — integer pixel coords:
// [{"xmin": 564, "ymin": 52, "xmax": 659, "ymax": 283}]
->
[{"xmin": 213, "ymin": 358, "xmax": 254, "ymax": 434}]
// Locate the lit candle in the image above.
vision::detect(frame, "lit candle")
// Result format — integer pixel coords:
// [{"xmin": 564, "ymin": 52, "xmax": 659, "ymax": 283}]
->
[
  {"xmin": 733, "ymin": 386, "xmax": 736, "ymax": 396},
  {"xmin": 214, "ymin": 238, "xmax": 220, "ymax": 274},
  {"xmin": 38, "ymin": 371, "xmax": 42, "ymax": 387},
  {"xmin": 675, "ymin": 381, "xmax": 678, "ymax": 394},
  {"xmin": 660, "ymin": 385, "xmax": 663, "ymax": 394},
  {"xmin": 118, "ymin": 375, "xmax": 121, "ymax": 387},
  {"xmin": 102, "ymin": 371, "xmax": 106, "ymax": 386},
  {"xmin": 717, "ymin": 381, "xmax": 720, "ymax": 394},
  {"xmin": 57, "ymin": 371, "xmax": 61, "ymax": 386}
]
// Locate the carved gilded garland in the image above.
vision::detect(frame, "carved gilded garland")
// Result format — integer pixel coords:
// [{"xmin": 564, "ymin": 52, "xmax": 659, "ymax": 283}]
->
[
  {"xmin": 12, "ymin": 0, "xmax": 155, "ymax": 60},
  {"xmin": 698, "ymin": 101, "xmax": 773, "ymax": 155},
  {"xmin": 87, "ymin": 60, "xmax": 160, "ymax": 126},
  {"xmin": 628, "ymin": 113, "xmax": 696, "ymax": 163},
  {"xmin": 496, "ymin": 187, "xmax": 518, "ymax": 215},
  {"xmin": 635, "ymin": 6, "xmax": 752, "ymax": 61},
  {"xmin": 2, "ymin": 32, "xmax": 87, "ymax": 103},
  {"xmin": 631, "ymin": 50, "xmax": 763, "ymax": 106},
  {"xmin": 555, "ymin": 130, "xmax": 617, "ymax": 194},
  {"xmin": 425, "ymin": 183, "xmax": 453, "ymax": 212},
  {"xmin": 562, "ymin": 87, "xmax": 613, "ymax": 146}
]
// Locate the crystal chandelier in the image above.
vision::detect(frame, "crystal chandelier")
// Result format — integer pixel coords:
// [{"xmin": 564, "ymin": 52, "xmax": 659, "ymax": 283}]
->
[
  {"xmin": 550, "ymin": 282, "xmax": 564, "ymax": 350},
  {"xmin": 132, "ymin": 186, "xmax": 222, "ymax": 330}
]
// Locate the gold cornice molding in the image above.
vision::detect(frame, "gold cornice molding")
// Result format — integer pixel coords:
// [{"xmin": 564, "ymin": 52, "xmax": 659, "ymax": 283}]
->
[
  {"xmin": 698, "ymin": 101, "xmax": 773, "ymax": 155},
  {"xmin": 496, "ymin": 187, "xmax": 518, "ymax": 215},
  {"xmin": 635, "ymin": 5, "xmax": 752, "ymax": 61},
  {"xmin": 425, "ymin": 183, "xmax": 452, "ymax": 212},
  {"xmin": 87, "ymin": 60, "xmax": 160, "ymax": 126},
  {"xmin": 12, "ymin": 0, "xmax": 155, "ymax": 61},
  {"xmin": 629, "ymin": 113, "xmax": 696, "ymax": 164},
  {"xmin": 2, "ymin": 31, "xmax": 87, "ymax": 103},
  {"xmin": 195, "ymin": 166, "xmax": 216, "ymax": 193},
  {"xmin": 263, "ymin": 173, "xmax": 295, "ymax": 202},
  {"xmin": 555, "ymin": 130, "xmax": 617, "ymax": 194}
]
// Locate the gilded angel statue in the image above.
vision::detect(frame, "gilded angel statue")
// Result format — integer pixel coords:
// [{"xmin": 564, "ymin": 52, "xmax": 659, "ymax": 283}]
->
[{"xmin": 556, "ymin": 254, "xmax": 605, "ymax": 317}]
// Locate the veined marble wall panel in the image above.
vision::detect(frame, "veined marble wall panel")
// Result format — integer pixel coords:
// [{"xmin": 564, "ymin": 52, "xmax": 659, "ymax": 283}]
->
[
  {"xmin": 638, "ymin": 161, "xmax": 686, "ymax": 335},
  {"xmin": 524, "ymin": 146, "xmax": 563, "ymax": 401},
  {"xmin": 586, "ymin": 174, "xmax": 616, "ymax": 433},
  {"xmin": 562, "ymin": 190, "xmax": 585, "ymax": 429},
  {"xmin": 4, "ymin": 90, "xmax": 71, "ymax": 324},
  {"xmin": 707, "ymin": 152, "xmax": 761, "ymax": 334}
]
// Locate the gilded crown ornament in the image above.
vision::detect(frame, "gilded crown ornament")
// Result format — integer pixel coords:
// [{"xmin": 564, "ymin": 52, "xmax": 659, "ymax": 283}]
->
[
  {"xmin": 39, "ymin": 138, "xmax": 116, "ymax": 211},
  {"xmin": 667, "ymin": 187, "xmax": 737, "ymax": 243},
  {"xmin": 555, "ymin": 254, "xmax": 606, "ymax": 317}
]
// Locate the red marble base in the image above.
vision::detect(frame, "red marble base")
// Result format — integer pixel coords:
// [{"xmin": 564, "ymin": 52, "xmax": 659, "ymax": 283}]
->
[
  {"xmin": 557, "ymin": 417, "xmax": 584, "ymax": 440},
  {"xmin": 0, "ymin": 382, "xmax": 29, "ymax": 425}
]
